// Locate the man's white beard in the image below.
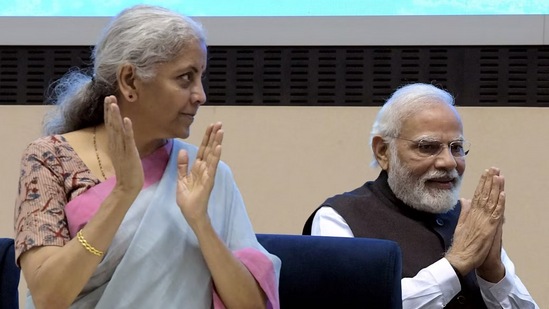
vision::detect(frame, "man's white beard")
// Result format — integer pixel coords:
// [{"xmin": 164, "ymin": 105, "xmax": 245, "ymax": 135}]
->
[{"xmin": 387, "ymin": 149, "xmax": 462, "ymax": 214}]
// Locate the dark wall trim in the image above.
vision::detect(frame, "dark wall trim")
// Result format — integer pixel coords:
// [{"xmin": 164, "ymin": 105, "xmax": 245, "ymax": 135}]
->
[{"xmin": 1, "ymin": 45, "xmax": 548, "ymax": 107}]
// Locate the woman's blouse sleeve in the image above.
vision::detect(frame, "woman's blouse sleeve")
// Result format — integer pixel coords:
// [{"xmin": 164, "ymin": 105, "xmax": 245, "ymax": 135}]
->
[{"xmin": 14, "ymin": 136, "xmax": 72, "ymax": 263}]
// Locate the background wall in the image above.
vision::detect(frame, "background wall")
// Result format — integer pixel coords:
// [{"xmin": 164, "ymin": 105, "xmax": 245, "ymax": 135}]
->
[
  {"xmin": 0, "ymin": 105, "xmax": 547, "ymax": 307},
  {"xmin": 1, "ymin": 11, "xmax": 548, "ymax": 309}
]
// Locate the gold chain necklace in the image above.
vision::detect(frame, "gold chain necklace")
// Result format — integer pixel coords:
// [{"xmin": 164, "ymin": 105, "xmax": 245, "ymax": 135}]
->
[{"xmin": 93, "ymin": 126, "xmax": 107, "ymax": 180}]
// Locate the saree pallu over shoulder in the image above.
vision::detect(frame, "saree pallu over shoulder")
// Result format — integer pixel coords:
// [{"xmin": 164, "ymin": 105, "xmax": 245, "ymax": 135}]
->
[
  {"xmin": 26, "ymin": 139, "xmax": 280, "ymax": 309},
  {"xmin": 64, "ymin": 139, "xmax": 173, "ymax": 238}
]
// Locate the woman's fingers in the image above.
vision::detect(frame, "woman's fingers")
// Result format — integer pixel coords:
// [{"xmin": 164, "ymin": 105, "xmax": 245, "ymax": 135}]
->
[
  {"xmin": 177, "ymin": 150, "xmax": 189, "ymax": 181},
  {"xmin": 122, "ymin": 117, "xmax": 135, "ymax": 150},
  {"xmin": 101, "ymin": 95, "xmax": 144, "ymax": 191},
  {"xmin": 205, "ymin": 123, "xmax": 222, "ymax": 159},
  {"xmin": 197, "ymin": 123, "xmax": 214, "ymax": 160},
  {"xmin": 103, "ymin": 96, "xmax": 135, "ymax": 153},
  {"xmin": 197, "ymin": 122, "xmax": 223, "ymax": 161}
]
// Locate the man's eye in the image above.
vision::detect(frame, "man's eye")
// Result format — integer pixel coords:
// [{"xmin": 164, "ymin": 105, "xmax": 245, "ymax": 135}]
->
[
  {"xmin": 180, "ymin": 73, "xmax": 192, "ymax": 81},
  {"xmin": 450, "ymin": 143, "xmax": 464, "ymax": 153},
  {"xmin": 417, "ymin": 142, "xmax": 441, "ymax": 154}
]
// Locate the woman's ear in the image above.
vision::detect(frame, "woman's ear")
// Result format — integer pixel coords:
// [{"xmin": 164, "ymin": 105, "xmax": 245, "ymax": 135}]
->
[
  {"xmin": 118, "ymin": 63, "xmax": 137, "ymax": 102},
  {"xmin": 372, "ymin": 135, "xmax": 390, "ymax": 170}
]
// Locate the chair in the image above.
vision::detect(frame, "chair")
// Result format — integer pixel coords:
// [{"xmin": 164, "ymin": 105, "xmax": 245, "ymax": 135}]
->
[
  {"xmin": 0, "ymin": 238, "xmax": 20, "ymax": 309},
  {"xmin": 256, "ymin": 234, "xmax": 402, "ymax": 309}
]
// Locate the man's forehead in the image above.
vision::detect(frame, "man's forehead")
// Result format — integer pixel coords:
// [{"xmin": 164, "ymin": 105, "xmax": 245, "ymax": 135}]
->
[{"xmin": 400, "ymin": 104, "xmax": 462, "ymax": 136}]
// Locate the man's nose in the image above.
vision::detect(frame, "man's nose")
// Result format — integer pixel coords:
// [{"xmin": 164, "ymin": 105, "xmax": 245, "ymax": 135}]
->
[{"xmin": 434, "ymin": 145, "xmax": 458, "ymax": 170}]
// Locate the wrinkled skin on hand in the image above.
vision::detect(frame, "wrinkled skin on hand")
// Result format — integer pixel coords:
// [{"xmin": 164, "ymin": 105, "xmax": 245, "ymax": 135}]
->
[{"xmin": 446, "ymin": 167, "xmax": 505, "ymax": 282}]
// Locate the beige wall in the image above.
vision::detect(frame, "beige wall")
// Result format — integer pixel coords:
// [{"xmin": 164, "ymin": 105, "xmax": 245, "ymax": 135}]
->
[{"xmin": 1, "ymin": 105, "xmax": 547, "ymax": 307}]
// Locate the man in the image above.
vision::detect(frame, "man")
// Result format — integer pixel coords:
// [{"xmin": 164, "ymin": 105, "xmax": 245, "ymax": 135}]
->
[{"xmin": 303, "ymin": 83, "xmax": 538, "ymax": 308}]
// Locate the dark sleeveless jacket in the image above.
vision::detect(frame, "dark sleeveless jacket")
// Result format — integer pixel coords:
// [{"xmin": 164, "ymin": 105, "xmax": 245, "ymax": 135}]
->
[{"xmin": 303, "ymin": 171, "xmax": 487, "ymax": 308}]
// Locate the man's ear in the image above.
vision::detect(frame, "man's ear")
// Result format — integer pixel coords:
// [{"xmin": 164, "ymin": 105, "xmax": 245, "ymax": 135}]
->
[
  {"xmin": 372, "ymin": 135, "xmax": 390, "ymax": 170},
  {"xmin": 118, "ymin": 63, "xmax": 138, "ymax": 102}
]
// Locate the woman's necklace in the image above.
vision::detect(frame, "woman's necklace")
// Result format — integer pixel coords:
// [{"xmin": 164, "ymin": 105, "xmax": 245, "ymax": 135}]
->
[{"xmin": 93, "ymin": 126, "xmax": 107, "ymax": 181}]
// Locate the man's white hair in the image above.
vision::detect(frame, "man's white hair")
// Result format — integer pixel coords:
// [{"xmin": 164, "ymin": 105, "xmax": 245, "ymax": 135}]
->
[{"xmin": 369, "ymin": 83, "xmax": 456, "ymax": 167}]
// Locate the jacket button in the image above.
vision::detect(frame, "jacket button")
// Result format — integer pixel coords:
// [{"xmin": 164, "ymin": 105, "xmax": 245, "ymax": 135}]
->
[
  {"xmin": 457, "ymin": 295, "xmax": 467, "ymax": 304},
  {"xmin": 435, "ymin": 218, "xmax": 444, "ymax": 226}
]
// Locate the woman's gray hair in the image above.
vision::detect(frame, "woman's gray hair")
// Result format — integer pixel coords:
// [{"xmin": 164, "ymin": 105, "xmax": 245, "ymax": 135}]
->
[
  {"xmin": 369, "ymin": 83, "xmax": 456, "ymax": 167},
  {"xmin": 43, "ymin": 5, "xmax": 206, "ymax": 135}
]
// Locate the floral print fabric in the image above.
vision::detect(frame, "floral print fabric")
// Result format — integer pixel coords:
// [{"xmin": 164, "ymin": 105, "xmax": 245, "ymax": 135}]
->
[{"xmin": 14, "ymin": 135, "xmax": 99, "ymax": 263}]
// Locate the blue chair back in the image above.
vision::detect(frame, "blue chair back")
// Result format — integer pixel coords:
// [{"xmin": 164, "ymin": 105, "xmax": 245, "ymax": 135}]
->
[
  {"xmin": 0, "ymin": 238, "xmax": 20, "ymax": 309},
  {"xmin": 257, "ymin": 234, "xmax": 402, "ymax": 309}
]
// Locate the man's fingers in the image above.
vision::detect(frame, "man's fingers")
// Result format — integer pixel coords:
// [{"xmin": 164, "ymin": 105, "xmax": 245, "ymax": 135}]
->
[
  {"xmin": 491, "ymin": 191, "xmax": 505, "ymax": 220},
  {"xmin": 471, "ymin": 169, "xmax": 488, "ymax": 206},
  {"xmin": 480, "ymin": 171, "xmax": 495, "ymax": 206},
  {"xmin": 472, "ymin": 167, "xmax": 502, "ymax": 209},
  {"xmin": 486, "ymin": 175, "xmax": 502, "ymax": 211},
  {"xmin": 499, "ymin": 174, "xmax": 505, "ymax": 192}
]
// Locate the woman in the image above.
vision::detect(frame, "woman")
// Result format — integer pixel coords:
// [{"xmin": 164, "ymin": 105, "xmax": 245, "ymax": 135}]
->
[{"xmin": 14, "ymin": 5, "xmax": 280, "ymax": 309}]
